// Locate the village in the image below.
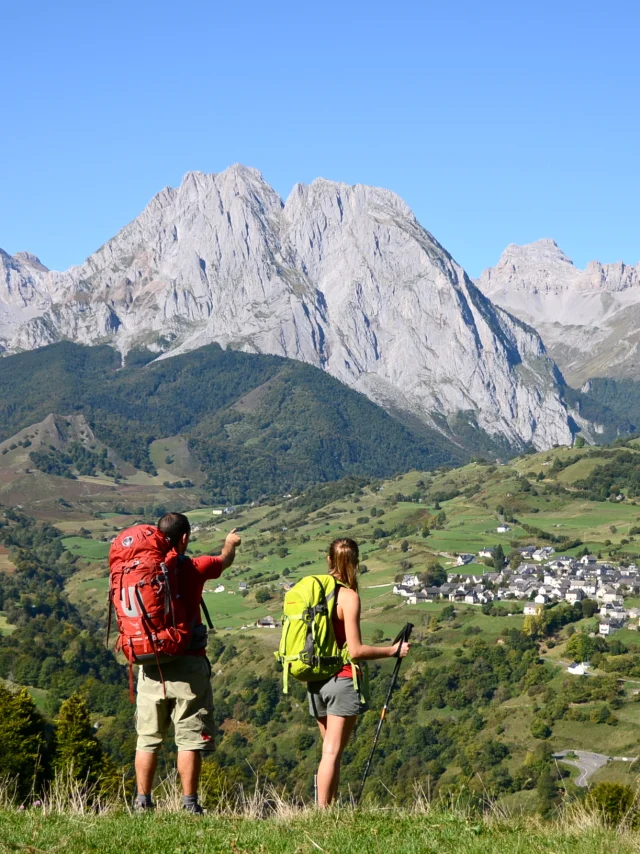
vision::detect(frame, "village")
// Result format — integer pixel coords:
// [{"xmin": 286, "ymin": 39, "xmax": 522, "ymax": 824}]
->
[{"xmin": 393, "ymin": 543, "xmax": 640, "ymax": 639}]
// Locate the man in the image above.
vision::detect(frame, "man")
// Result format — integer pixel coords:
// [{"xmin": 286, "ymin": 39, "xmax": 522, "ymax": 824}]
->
[{"xmin": 134, "ymin": 512, "xmax": 241, "ymax": 814}]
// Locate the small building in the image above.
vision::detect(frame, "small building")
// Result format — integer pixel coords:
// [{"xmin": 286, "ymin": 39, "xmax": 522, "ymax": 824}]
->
[
  {"xmin": 408, "ymin": 591, "xmax": 432, "ymax": 605},
  {"xmin": 496, "ymin": 525, "xmax": 510, "ymax": 534},
  {"xmin": 457, "ymin": 554, "xmax": 475, "ymax": 566},
  {"xmin": 393, "ymin": 584, "xmax": 413, "ymax": 597},
  {"xmin": 567, "ymin": 662, "xmax": 590, "ymax": 676},
  {"xmin": 523, "ymin": 603, "xmax": 542, "ymax": 616},
  {"xmin": 599, "ymin": 619, "xmax": 622, "ymax": 637},
  {"xmin": 213, "ymin": 584, "xmax": 225, "ymax": 593}
]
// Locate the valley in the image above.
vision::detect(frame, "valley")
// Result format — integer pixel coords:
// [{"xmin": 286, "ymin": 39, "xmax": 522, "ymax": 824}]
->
[{"xmin": 4, "ymin": 434, "xmax": 640, "ymax": 809}]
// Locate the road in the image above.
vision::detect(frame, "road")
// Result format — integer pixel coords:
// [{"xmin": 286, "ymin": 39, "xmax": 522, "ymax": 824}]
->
[{"xmin": 553, "ymin": 750, "xmax": 637, "ymax": 786}]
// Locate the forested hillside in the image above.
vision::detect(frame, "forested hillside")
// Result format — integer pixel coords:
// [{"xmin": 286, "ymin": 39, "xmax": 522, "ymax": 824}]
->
[
  {"xmin": 0, "ymin": 343, "xmax": 464, "ymax": 501},
  {"xmin": 5, "ymin": 443, "xmax": 640, "ymax": 813}
]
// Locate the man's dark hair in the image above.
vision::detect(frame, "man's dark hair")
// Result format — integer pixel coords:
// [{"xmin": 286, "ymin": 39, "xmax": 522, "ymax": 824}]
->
[{"xmin": 158, "ymin": 512, "xmax": 191, "ymax": 548}]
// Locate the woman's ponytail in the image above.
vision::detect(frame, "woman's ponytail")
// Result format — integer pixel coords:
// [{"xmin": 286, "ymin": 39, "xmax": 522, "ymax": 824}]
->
[{"xmin": 328, "ymin": 538, "xmax": 359, "ymax": 591}]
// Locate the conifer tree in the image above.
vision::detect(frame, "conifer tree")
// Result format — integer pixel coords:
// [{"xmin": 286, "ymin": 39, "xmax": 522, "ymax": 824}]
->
[
  {"xmin": 0, "ymin": 685, "xmax": 50, "ymax": 801},
  {"xmin": 53, "ymin": 694, "xmax": 109, "ymax": 787}
]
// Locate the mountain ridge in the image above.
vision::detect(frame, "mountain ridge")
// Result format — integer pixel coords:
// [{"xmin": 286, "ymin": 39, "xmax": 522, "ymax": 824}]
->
[
  {"xmin": 1, "ymin": 165, "xmax": 573, "ymax": 449},
  {"xmin": 477, "ymin": 239, "xmax": 640, "ymax": 385}
]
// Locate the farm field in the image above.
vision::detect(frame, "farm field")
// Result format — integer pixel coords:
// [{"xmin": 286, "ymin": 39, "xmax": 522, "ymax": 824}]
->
[
  {"xmin": 35, "ymin": 440, "xmax": 640, "ymax": 794},
  {"xmin": 0, "ymin": 614, "xmax": 15, "ymax": 635},
  {"xmin": 60, "ymin": 445, "xmax": 640, "ymax": 643},
  {"xmin": 7, "ymin": 436, "xmax": 640, "ymax": 817}
]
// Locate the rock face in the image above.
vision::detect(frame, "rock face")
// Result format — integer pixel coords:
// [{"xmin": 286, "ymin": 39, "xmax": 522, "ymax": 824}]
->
[
  {"xmin": 0, "ymin": 166, "xmax": 573, "ymax": 448},
  {"xmin": 477, "ymin": 239, "xmax": 640, "ymax": 386}
]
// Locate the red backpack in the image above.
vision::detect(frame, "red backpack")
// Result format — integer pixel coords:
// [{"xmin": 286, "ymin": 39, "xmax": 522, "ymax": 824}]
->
[{"xmin": 107, "ymin": 525, "xmax": 191, "ymax": 697}]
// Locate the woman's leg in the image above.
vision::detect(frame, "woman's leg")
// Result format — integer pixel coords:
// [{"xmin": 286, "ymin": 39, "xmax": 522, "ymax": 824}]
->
[{"xmin": 315, "ymin": 714, "xmax": 358, "ymax": 807}]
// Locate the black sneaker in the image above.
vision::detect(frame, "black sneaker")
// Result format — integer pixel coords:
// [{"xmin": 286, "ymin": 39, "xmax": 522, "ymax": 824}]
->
[{"xmin": 182, "ymin": 802, "xmax": 205, "ymax": 815}]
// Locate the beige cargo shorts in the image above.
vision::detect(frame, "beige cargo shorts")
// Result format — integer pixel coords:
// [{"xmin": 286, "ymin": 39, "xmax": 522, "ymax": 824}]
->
[{"xmin": 136, "ymin": 656, "xmax": 215, "ymax": 753}]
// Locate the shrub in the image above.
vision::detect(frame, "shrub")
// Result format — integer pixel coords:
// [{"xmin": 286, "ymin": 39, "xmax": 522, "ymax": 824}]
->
[{"xmin": 586, "ymin": 782, "xmax": 638, "ymax": 826}]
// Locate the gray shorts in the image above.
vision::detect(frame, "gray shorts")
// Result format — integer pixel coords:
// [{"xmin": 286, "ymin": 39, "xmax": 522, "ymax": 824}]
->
[{"xmin": 307, "ymin": 675, "xmax": 367, "ymax": 718}]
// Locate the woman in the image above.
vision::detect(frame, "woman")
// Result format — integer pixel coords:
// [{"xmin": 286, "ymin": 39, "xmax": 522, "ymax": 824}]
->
[{"xmin": 308, "ymin": 537, "xmax": 410, "ymax": 807}]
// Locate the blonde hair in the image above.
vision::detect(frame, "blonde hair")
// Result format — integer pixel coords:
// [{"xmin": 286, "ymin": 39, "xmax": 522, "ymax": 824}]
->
[{"xmin": 329, "ymin": 538, "xmax": 359, "ymax": 592}]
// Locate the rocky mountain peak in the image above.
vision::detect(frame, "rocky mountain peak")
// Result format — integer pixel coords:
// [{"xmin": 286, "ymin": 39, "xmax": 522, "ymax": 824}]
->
[
  {"xmin": 477, "ymin": 239, "xmax": 640, "ymax": 386},
  {"xmin": 0, "ymin": 166, "xmax": 574, "ymax": 449},
  {"xmin": 13, "ymin": 251, "xmax": 48, "ymax": 271}
]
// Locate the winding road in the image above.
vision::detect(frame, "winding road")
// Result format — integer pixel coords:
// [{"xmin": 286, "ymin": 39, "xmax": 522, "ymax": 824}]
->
[{"xmin": 553, "ymin": 750, "xmax": 637, "ymax": 786}]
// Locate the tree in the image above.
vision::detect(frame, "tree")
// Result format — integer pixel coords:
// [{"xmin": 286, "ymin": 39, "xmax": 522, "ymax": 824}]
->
[
  {"xmin": 566, "ymin": 632, "xmax": 595, "ymax": 663},
  {"xmin": 0, "ymin": 685, "xmax": 50, "ymax": 801},
  {"xmin": 493, "ymin": 544, "xmax": 505, "ymax": 569},
  {"xmin": 531, "ymin": 718, "xmax": 551, "ymax": 739},
  {"xmin": 575, "ymin": 435, "xmax": 586, "ymax": 449},
  {"xmin": 372, "ymin": 629, "xmax": 384, "ymax": 643},
  {"xmin": 536, "ymin": 768, "xmax": 557, "ymax": 816},
  {"xmin": 582, "ymin": 598, "xmax": 598, "ymax": 618},
  {"xmin": 255, "ymin": 588, "xmax": 273, "ymax": 604},
  {"xmin": 53, "ymin": 694, "xmax": 111, "ymax": 787},
  {"xmin": 400, "ymin": 540, "xmax": 409, "ymax": 553}
]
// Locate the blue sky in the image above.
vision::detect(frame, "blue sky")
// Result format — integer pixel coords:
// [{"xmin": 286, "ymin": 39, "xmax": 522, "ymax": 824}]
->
[{"xmin": 1, "ymin": 0, "xmax": 638, "ymax": 276}]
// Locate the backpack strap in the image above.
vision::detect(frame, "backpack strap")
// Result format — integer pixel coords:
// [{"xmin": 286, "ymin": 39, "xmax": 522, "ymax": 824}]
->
[
  {"xmin": 201, "ymin": 598, "xmax": 214, "ymax": 630},
  {"xmin": 176, "ymin": 553, "xmax": 214, "ymax": 630},
  {"xmin": 333, "ymin": 580, "xmax": 369, "ymax": 702}
]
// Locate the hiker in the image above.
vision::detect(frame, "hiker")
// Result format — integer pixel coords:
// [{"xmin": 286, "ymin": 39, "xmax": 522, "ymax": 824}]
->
[
  {"xmin": 308, "ymin": 538, "xmax": 410, "ymax": 807},
  {"xmin": 111, "ymin": 513, "xmax": 240, "ymax": 814}
]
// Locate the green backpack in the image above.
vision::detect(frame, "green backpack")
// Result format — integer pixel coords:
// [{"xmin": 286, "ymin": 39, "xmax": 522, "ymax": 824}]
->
[{"xmin": 275, "ymin": 574, "xmax": 360, "ymax": 695}]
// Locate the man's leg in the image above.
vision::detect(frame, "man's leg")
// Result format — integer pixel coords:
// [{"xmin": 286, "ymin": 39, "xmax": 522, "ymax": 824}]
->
[
  {"xmin": 135, "ymin": 750, "xmax": 158, "ymax": 796},
  {"xmin": 177, "ymin": 750, "xmax": 202, "ymax": 796},
  {"xmin": 135, "ymin": 665, "xmax": 171, "ymax": 807},
  {"xmin": 173, "ymin": 658, "xmax": 215, "ymax": 812}
]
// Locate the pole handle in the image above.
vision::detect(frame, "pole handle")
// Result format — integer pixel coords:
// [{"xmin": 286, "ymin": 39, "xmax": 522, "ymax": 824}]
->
[{"xmin": 392, "ymin": 622, "xmax": 414, "ymax": 655}]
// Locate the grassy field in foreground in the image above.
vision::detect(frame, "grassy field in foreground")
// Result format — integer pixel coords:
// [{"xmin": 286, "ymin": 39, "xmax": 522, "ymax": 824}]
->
[{"xmin": 0, "ymin": 809, "xmax": 638, "ymax": 854}]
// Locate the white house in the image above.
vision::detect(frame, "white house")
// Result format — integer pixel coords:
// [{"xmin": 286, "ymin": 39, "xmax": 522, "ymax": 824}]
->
[
  {"xmin": 581, "ymin": 555, "xmax": 598, "ymax": 566},
  {"xmin": 599, "ymin": 619, "xmax": 622, "ymax": 637},
  {"xmin": 457, "ymin": 554, "xmax": 475, "ymax": 566},
  {"xmin": 565, "ymin": 589, "xmax": 584, "ymax": 604},
  {"xmin": 478, "ymin": 549, "xmax": 494, "ymax": 559},
  {"xmin": 402, "ymin": 574, "xmax": 421, "ymax": 588},
  {"xmin": 408, "ymin": 591, "xmax": 432, "ymax": 605},
  {"xmin": 496, "ymin": 525, "xmax": 510, "ymax": 534},
  {"xmin": 524, "ymin": 603, "xmax": 543, "ymax": 616},
  {"xmin": 567, "ymin": 662, "xmax": 590, "ymax": 676},
  {"xmin": 393, "ymin": 584, "xmax": 413, "ymax": 597},
  {"xmin": 213, "ymin": 584, "xmax": 225, "ymax": 593},
  {"xmin": 534, "ymin": 593, "xmax": 548, "ymax": 605},
  {"xmin": 256, "ymin": 616, "xmax": 278, "ymax": 628}
]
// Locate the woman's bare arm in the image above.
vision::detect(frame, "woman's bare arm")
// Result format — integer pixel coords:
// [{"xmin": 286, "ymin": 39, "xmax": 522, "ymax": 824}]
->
[{"xmin": 340, "ymin": 588, "xmax": 410, "ymax": 661}]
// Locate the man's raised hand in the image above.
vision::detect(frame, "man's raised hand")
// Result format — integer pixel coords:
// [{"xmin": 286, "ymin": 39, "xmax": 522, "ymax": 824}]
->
[{"xmin": 225, "ymin": 528, "xmax": 242, "ymax": 549}]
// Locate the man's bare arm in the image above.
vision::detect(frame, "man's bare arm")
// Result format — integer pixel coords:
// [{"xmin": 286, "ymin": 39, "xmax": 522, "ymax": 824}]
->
[{"xmin": 220, "ymin": 528, "xmax": 241, "ymax": 570}]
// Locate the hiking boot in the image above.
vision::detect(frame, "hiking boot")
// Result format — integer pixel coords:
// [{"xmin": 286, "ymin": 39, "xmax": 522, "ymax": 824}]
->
[
  {"xmin": 182, "ymin": 802, "xmax": 206, "ymax": 815},
  {"xmin": 133, "ymin": 800, "xmax": 155, "ymax": 813}
]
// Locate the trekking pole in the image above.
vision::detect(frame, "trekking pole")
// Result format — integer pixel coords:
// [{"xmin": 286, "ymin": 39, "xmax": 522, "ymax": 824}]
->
[{"xmin": 354, "ymin": 622, "xmax": 413, "ymax": 807}]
